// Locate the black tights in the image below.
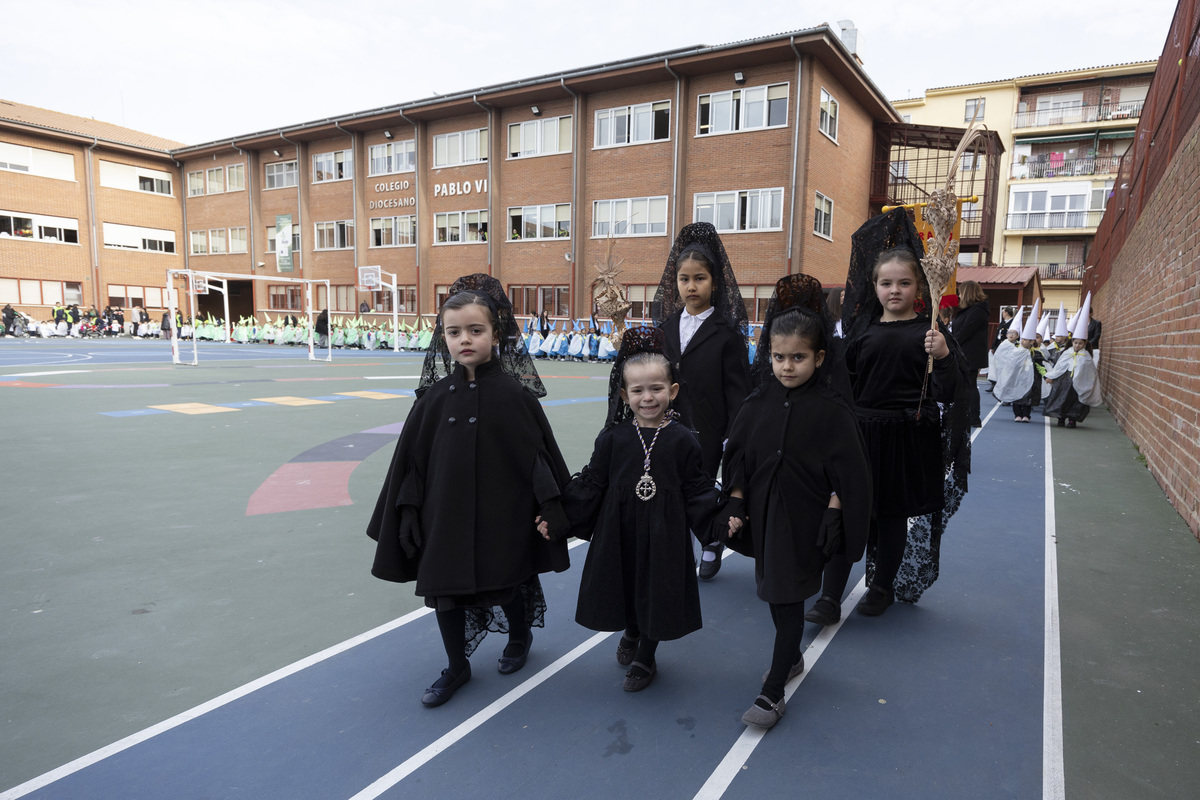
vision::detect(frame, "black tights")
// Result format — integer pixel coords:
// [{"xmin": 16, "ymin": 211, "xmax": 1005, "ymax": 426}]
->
[
  {"xmin": 818, "ymin": 514, "xmax": 909, "ymax": 598},
  {"xmin": 623, "ymin": 623, "xmax": 659, "ymax": 668},
  {"xmin": 435, "ymin": 595, "xmax": 530, "ymax": 676},
  {"xmin": 762, "ymin": 601, "xmax": 806, "ymax": 703}
]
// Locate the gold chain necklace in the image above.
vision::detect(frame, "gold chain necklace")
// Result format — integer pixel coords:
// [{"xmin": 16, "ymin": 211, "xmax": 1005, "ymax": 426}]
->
[{"xmin": 633, "ymin": 413, "xmax": 673, "ymax": 501}]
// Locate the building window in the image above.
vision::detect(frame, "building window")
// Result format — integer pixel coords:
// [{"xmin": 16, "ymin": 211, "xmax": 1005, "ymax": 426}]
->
[
  {"xmin": 190, "ymin": 230, "xmax": 208, "ymax": 255},
  {"xmin": 209, "ymin": 228, "xmax": 227, "ymax": 254},
  {"xmin": 137, "ymin": 175, "xmax": 172, "ymax": 195},
  {"xmin": 206, "ymin": 167, "xmax": 224, "ymax": 194},
  {"xmin": 698, "ymin": 83, "xmax": 788, "ymax": 135},
  {"xmin": 370, "ymin": 215, "xmax": 416, "ymax": 247},
  {"xmin": 965, "ymin": 98, "xmax": 985, "ymax": 122},
  {"xmin": 98, "ymin": 160, "xmax": 172, "ymax": 195},
  {"xmin": 104, "ymin": 284, "xmax": 165, "ymax": 309},
  {"xmin": 268, "ymin": 285, "xmax": 303, "ymax": 311},
  {"xmin": 314, "ymin": 220, "xmax": 354, "ymax": 250},
  {"xmin": 592, "ymin": 197, "xmax": 667, "ymax": 237},
  {"xmin": 740, "ymin": 285, "xmax": 777, "ymax": 322},
  {"xmin": 313, "ymin": 150, "xmax": 352, "ymax": 183},
  {"xmin": 813, "ymin": 192, "xmax": 834, "ymax": 239},
  {"xmin": 508, "ymin": 116, "xmax": 573, "ymax": 158},
  {"xmin": 508, "ymin": 204, "xmax": 570, "ymax": 240},
  {"xmin": 369, "ymin": 140, "xmax": 415, "ymax": 175},
  {"xmin": 433, "ymin": 129, "xmax": 488, "ymax": 168},
  {"xmin": 0, "ymin": 141, "xmax": 74, "ymax": 180},
  {"xmin": 188, "ymin": 171, "xmax": 205, "ymax": 196},
  {"xmin": 594, "ymin": 102, "xmax": 670, "ymax": 148},
  {"xmin": 354, "ymin": 285, "xmax": 417, "ymax": 313},
  {"xmin": 1091, "ymin": 180, "xmax": 1114, "ymax": 211},
  {"xmin": 0, "ymin": 278, "xmax": 85, "ymax": 307},
  {"xmin": 265, "ymin": 229, "xmax": 300, "ymax": 255},
  {"xmin": 265, "ymin": 160, "xmax": 298, "ymax": 189},
  {"xmin": 694, "ymin": 188, "xmax": 783, "ymax": 232},
  {"xmin": 0, "ymin": 142, "xmax": 31, "ymax": 173},
  {"xmin": 510, "ymin": 285, "xmax": 570, "ymax": 316},
  {"xmin": 140, "ymin": 236, "xmax": 175, "ymax": 253},
  {"xmin": 623, "ymin": 284, "xmax": 659, "ymax": 320},
  {"xmin": 434, "ymin": 210, "xmax": 488, "ymax": 244},
  {"xmin": 227, "ymin": 164, "xmax": 245, "ymax": 192},
  {"xmin": 103, "ymin": 222, "xmax": 174, "ymax": 253},
  {"xmin": 819, "ymin": 89, "xmax": 839, "ymax": 141},
  {"xmin": 229, "ymin": 227, "xmax": 247, "ymax": 254},
  {"xmin": 1, "ymin": 211, "xmax": 79, "ymax": 244}
]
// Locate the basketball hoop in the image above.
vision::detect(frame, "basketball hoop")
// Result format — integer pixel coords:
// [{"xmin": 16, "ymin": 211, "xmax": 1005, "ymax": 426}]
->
[
  {"xmin": 357, "ymin": 265, "xmax": 382, "ymax": 293},
  {"xmin": 191, "ymin": 275, "xmax": 209, "ymax": 295}
]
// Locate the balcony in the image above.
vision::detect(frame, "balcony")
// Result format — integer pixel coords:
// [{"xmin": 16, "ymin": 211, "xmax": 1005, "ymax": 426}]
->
[
  {"xmin": 1006, "ymin": 210, "xmax": 1104, "ymax": 231},
  {"xmin": 1011, "ymin": 155, "xmax": 1121, "ymax": 180},
  {"xmin": 1033, "ymin": 262, "xmax": 1085, "ymax": 280},
  {"xmin": 1012, "ymin": 100, "xmax": 1144, "ymax": 130}
]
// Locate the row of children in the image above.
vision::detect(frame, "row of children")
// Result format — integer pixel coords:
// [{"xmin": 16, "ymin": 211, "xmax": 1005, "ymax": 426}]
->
[
  {"xmin": 366, "ymin": 211, "xmax": 973, "ymax": 732},
  {"xmin": 990, "ymin": 294, "xmax": 1101, "ymax": 426},
  {"xmin": 526, "ymin": 320, "xmax": 619, "ymax": 361}
]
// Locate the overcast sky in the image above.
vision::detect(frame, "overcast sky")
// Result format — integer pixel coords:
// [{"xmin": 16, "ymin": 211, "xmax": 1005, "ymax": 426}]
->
[{"xmin": 5, "ymin": 0, "xmax": 1179, "ymax": 146}]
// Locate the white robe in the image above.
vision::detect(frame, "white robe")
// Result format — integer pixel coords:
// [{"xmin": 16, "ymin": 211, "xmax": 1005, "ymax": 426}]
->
[
  {"xmin": 1046, "ymin": 349, "xmax": 1102, "ymax": 407},
  {"xmin": 992, "ymin": 341, "xmax": 1036, "ymax": 403}
]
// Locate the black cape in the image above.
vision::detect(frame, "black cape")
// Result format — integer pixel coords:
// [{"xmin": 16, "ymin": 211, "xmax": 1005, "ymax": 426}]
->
[
  {"xmin": 366, "ymin": 358, "xmax": 571, "ymax": 595},
  {"xmin": 562, "ymin": 421, "xmax": 720, "ymax": 641},
  {"xmin": 723, "ymin": 378, "xmax": 873, "ymax": 604}
]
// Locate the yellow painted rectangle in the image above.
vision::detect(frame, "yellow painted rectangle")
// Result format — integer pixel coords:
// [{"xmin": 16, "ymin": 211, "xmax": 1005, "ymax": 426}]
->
[
  {"xmin": 335, "ymin": 391, "xmax": 402, "ymax": 400},
  {"xmin": 253, "ymin": 396, "xmax": 334, "ymax": 406},
  {"xmin": 148, "ymin": 403, "xmax": 238, "ymax": 415}
]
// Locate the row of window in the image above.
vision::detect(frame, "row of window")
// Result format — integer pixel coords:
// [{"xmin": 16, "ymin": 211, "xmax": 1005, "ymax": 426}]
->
[
  {"xmin": 188, "ymin": 164, "xmax": 247, "ymax": 196},
  {"xmin": 189, "ymin": 227, "xmax": 248, "ymax": 255},
  {"xmin": 0, "ymin": 278, "xmax": 84, "ymax": 307}
]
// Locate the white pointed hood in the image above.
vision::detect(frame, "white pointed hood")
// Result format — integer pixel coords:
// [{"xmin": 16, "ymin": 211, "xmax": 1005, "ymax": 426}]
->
[
  {"xmin": 1071, "ymin": 292, "xmax": 1092, "ymax": 341},
  {"xmin": 1008, "ymin": 306, "xmax": 1025, "ymax": 335},
  {"xmin": 1020, "ymin": 298, "xmax": 1042, "ymax": 340},
  {"xmin": 1054, "ymin": 303, "xmax": 1070, "ymax": 338}
]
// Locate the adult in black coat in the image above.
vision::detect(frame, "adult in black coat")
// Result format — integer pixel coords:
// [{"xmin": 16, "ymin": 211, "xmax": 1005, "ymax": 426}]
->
[{"xmin": 952, "ymin": 280, "xmax": 990, "ymax": 426}]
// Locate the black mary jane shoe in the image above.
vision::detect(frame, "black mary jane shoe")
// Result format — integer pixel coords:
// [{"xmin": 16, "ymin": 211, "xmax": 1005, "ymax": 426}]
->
[
  {"xmin": 698, "ymin": 543, "xmax": 724, "ymax": 580},
  {"xmin": 857, "ymin": 584, "xmax": 895, "ymax": 617},
  {"xmin": 421, "ymin": 664, "xmax": 472, "ymax": 707},
  {"xmin": 497, "ymin": 632, "xmax": 532, "ymax": 675}
]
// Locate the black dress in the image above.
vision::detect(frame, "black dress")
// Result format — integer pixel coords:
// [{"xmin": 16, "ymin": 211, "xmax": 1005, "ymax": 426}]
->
[
  {"xmin": 952, "ymin": 301, "xmax": 990, "ymax": 371},
  {"xmin": 723, "ymin": 378, "xmax": 872, "ymax": 604},
  {"xmin": 661, "ymin": 310, "xmax": 751, "ymax": 481},
  {"xmin": 366, "ymin": 358, "xmax": 571, "ymax": 603},
  {"xmin": 563, "ymin": 422, "xmax": 720, "ymax": 641},
  {"xmin": 845, "ymin": 316, "xmax": 958, "ymax": 517}
]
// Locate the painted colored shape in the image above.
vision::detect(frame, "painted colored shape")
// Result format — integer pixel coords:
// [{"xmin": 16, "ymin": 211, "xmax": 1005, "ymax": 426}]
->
[
  {"xmin": 245, "ymin": 462, "xmax": 359, "ymax": 516},
  {"xmin": 334, "ymin": 391, "xmax": 404, "ymax": 400},
  {"xmin": 252, "ymin": 396, "xmax": 334, "ymax": 406},
  {"xmin": 288, "ymin": 433, "xmax": 398, "ymax": 463},
  {"xmin": 148, "ymin": 403, "xmax": 238, "ymax": 415},
  {"xmin": 99, "ymin": 409, "xmax": 173, "ymax": 418}
]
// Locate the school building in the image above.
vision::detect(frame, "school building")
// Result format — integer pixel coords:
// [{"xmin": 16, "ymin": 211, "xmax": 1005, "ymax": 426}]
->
[{"xmin": 3, "ymin": 23, "xmax": 919, "ymax": 326}]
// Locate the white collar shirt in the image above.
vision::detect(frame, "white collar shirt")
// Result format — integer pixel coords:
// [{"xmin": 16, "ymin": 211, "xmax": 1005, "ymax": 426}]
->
[{"xmin": 679, "ymin": 306, "xmax": 715, "ymax": 353}]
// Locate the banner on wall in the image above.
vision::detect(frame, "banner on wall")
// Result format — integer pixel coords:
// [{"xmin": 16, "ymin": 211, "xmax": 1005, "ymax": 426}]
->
[{"xmin": 275, "ymin": 215, "xmax": 293, "ymax": 272}]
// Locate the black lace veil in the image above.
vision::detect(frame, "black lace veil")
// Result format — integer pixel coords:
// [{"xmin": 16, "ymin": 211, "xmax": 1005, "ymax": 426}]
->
[
  {"xmin": 604, "ymin": 326, "xmax": 682, "ymax": 428},
  {"xmin": 417, "ymin": 273, "xmax": 547, "ymax": 398},
  {"xmin": 844, "ymin": 209, "xmax": 973, "ymax": 603},
  {"xmin": 651, "ymin": 222, "xmax": 749, "ymax": 332}
]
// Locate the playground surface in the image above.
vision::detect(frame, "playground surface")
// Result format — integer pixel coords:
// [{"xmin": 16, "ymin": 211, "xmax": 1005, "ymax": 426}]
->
[{"xmin": 1, "ymin": 338, "xmax": 1197, "ymax": 799}]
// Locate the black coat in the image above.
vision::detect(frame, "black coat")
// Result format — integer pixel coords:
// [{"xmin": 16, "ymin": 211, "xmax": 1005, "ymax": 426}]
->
[
  {"xmin": 661, "ymin": 310, "xmax": 751, "ymax": 481},
  {"xmin": 992, "ymin": 317, "xmax": 1013, "ymax": 352},
  {"xmin": 366, "ymin": 359, "xmax": 571, "ymax": 594},
  {"xmin": 563, "ymin": 421, "xmax": 719, "ymax": 640},
  {"xmin": 724, "ymin": 379, "xmax": 872, "ymax": 604},
  {"xmin": 952, "ymin": 301, "xmax": 990, "ymax": 371}
]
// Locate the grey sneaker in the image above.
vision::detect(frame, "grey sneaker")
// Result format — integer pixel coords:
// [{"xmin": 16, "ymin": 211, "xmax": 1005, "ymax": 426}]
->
[{"xmin": 741, "ymin": 695, "xmax": 785, "ymax": 729}]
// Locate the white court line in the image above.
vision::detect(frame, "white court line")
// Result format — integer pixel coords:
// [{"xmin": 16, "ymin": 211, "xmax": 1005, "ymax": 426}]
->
[
  {"xmin": 1, "ymin": 369, "xmax": 93, "ymax": 377},
  {"xmin": 349, "ymin": 631, "xmax": 614, "ymax": 800},
  {"xmin": 1042, "ymin": 416, "xmax": 1065, "ymax": 799},
  {"xmin": 363, "ymin": 375, "xmax": 422, "ymax": 380}
]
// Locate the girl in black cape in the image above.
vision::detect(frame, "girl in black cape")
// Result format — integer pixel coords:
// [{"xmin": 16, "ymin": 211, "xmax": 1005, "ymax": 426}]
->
[
  {"xmin": 718, "ymin": 274, "xmax": 872, "ymax": 729},
  {"xmin": 543, "ymin": 327, "xmax": 721, "ymax": 693},
  {"xmin": 652, "ymin": 222, "xmax": 751, "ymax": 579},
  {"xmin": 807, "ymin": 209, "xmax": 972, "ymax": 623},
  {"xmin": 366, "ymin": 274, "xmax": 571, "ymax": 708}
]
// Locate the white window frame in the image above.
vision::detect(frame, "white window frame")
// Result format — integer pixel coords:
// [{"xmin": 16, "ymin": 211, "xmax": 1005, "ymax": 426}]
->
[
  {"xmin": 314, "ymin": 220, "xmax": 354, "ymax": 250},
  {"xmin": 591, "ymin": 196, "xmax": 668, "ymax": 238},
  {"xmin": 697, "ymin": 83, "xmax": 789, "ymax": 137},
  {"xmin": 813, "ymin": 192, "xmax": 834, "ymax": 240},
  {"xmin": 0, "ymin": 210, "xmax": 80, "ymax": 245},
  {"xmin": 187, "ymin": 171, "xmax": 205, "ymax": 196},
  {"xmin": 965, "ymin": 98, "xmax": 985, "ymax": 123},
  {"xmin": 312, "ymin": 149, "xmax": 353, "ymax": 183},
  {"xmin": 370, "ymin": 215, "xmax": 417, "ymax": 248},
  {"xmin": 507, "ymin": 203, "xmax": 571, "ymax": 241},
  {"xmin": 208, "ymin": 228, "xmax": 227, "ymax": 254},
  {"xmin": 368, "ymin": 140, "xmax": 416, "ymax": 176},
  {"xmin": 264, "ymin": 160, "xmax": 298, "ymax": 190},
  {"xmin": 190, "ymin": 230, "xmax": 208, "ymax": 255},
  {"xmin": 434, "ymin": 210, "xmax": 488, "ymax": 244},
  {"xmin": 693, "ymin": 188, "xmax": 784, "ymax": 233},
  {"xmin": 229, "ymin": 227, "xmax": 247, "ymax": 254},
  {"xmin": 433, "ymin": 129, "xmax": 488, "ymax": 168},
  {"xmin": 206, "ymin": 167, "xmax": 224, "ymax": 194},
  {"xmin": 819, "ymin": 89, "xmax": 839, "ymax": 142},
  {"xmin": 226, "ymin": 164, "xmax": 246, "ymax": 192},
  {"xmin": 594, "ymin": 101, "xmax": 670, "ymax": 148},
  {"xmin": 508, "ymin": 116, "xmax": 573, "ymax": 159}
]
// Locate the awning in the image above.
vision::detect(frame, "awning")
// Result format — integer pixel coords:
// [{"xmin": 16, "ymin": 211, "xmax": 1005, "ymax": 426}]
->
[
  {"xmin": 1013, "ymin": 133, "xmax": 1094, "ymax": 145},
  {"xmin": 1098, "ymin": 130, "xmax": 1135, "ymax": 140}
]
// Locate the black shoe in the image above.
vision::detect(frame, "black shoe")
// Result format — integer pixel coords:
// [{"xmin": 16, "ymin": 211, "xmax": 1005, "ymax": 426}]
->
[
  {"xmin": 623, "ymin": 660, "xmax": 656, "ymax": 692},
  {"xmin": 698, "ymin": 543, "xmax": 724, "ymax": 580},
  {"xmin": 616, "ymin": 634, "xmax": 639, "ymax": 667},
  {"xmin": 498, "ymin": 632, "xmax": 532, "ymax": 675},
  {"xmin": 421, "ymin": 664, "xmax": 472, "ymax": 707},
  {"xmin": 1056, "ymin": 417, "xmax": 1066, "ymax": 427},
  {"xmin": 857, "ymin": 585, "xmax": 894, "ymax": 617},
  {"xmin": 804, "ymin": 594, "xmax": 841, "ymax": 626},
  {"xmin": 1066, "ymin": 419, "xmax": 1076, "ymax": 428}
]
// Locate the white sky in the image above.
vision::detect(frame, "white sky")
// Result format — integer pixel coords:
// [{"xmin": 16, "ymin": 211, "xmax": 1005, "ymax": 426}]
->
[{"xmin": 4, "ymin": 0, "xmax": 1179, "ymax": 146}]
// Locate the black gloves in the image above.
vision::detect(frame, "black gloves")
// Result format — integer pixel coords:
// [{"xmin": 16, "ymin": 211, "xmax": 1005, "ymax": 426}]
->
[
  {"xmin": 398, "ymin": 505, "xmax": 422, "ymax": 559},
  {"xmin": 712, "ymin": 496, "xmax": 747, "ymax": 546},
  {"xmin": 538, "ymin": 498, "xmax": 570, "ymax": 541},
  {"xmin": 815, "ymin": 507, "xmax": 844, "ymax": 558}
]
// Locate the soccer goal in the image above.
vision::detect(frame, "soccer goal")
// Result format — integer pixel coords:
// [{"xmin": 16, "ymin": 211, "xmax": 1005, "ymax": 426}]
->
[{"xmin": 165, "ymin": 269, "xmax": 332, "ymax": 366}]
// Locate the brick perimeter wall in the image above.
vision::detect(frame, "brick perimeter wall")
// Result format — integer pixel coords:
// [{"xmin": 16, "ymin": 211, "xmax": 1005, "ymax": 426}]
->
[{"xmin": 1095, "ymin": 112, "xmax": 1200, "ymax": 541}]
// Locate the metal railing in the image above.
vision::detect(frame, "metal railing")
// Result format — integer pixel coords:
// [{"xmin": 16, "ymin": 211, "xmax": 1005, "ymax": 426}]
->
[
  {"xmin": 1010, "ymin": 155, "xmax": 1121, "ymax": 180},
  {"xmin": 1012, "ymin": 100, "xmax": 1144, "ymax": 130},
  {"xmin": 1033, "ymin": 262, "xmax": 1085, "ymax": 280},
  {"xmin": 1006, "ymin": 210, "xmax": 1105, "ymax": 230}
]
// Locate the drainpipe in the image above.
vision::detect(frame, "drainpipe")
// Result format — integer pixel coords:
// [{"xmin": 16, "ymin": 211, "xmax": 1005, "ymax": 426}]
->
[
  {"xmin": 473, "ymin": 95, "xmax": 493, "ymax": 274},
  {"xmin": 86, "ymin": 138, "xmax": 101, "ymax": 307},
  {"xmin": 333, "ymin": 120, "xmax": 359, "ymax": 281},
  {"xmin": 173, "ymin": 156, "xmax": 187, "ymax": 319},
  {"xmin": 787, "ymin": 37, "xmax": 805, "ymax": 275},
  {"xmin": 562, "ymin": 78, "xmax": 580, "ymax": 317},
  {"xmin": 399, "ymin": 109, "xmax": 420, "ymax": 317},
  {"xmin": 663, "ymin": 60, "xmax": 682, "ymax": 238},
  {"xmin": 279, "ymin": 131, "xmax": 301, "ymax": 276}
]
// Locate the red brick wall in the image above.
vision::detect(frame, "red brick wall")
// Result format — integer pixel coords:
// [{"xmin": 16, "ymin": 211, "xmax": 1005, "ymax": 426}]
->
[{"xmin": 1095, "ymin": 112, "xmax": 1200, "ymax": 540}]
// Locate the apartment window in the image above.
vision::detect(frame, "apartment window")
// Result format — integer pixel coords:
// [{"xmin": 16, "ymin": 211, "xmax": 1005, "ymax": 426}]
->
[
  {"xmin": 434, "ymin": 210, "xmax": 488, "ymax": 244},
  {"xmin": 266, "ymin": 229, "xmax": 300, "ymax": 255},
  {"xmin": 433, "ymin": 129, "xmax": 488, "ymax": 168},
  {"xmin": 188, "ymin": 171, "xmax": 205, "ymax": 196},
  {"xmin": 595, "ymin": 102, "xmax": 669, "ymax": 148},
  {"xmin": 623, "ymin": 284, "xmax": 658, "ymax": 320},
  {"xmin": 508, "ymin": 204, "xmax": 570, "ymax": 240},
  {"xmin": 698, "ymin": 83, "xmax": 788, "ymax": 135},
  {"xmin": 694, "ymin": 188, "xmax": 783, "ymax": 232},
  {"xmin": 1091, "ymin": 180, "xmax": 1115, "ymax": 211},
  {"xmin": 0, "ymin": 141, "xmax": 73, "ymax": 180},
  {"xmin": 99, "ymin": 160, "xmax": 172, "ymax": 195},
  {"xmin": 140, "ymin": 236, "xmax": 176, "ymax": 253},
  {"xmin": 0, "ymin": 142, "xmax": 30, "ymax": 172},
  {"xmin": 138, "ymin": 175, "xmax": 172, "ymax": 195},
  {"xmin": 104, "ymin": 284, "xmax": 164, "ymax": 309},
  {"xmin": 315, "ymin": 220, "xmax": 354, "ymax": 250},
  {"xmin": 900, "ymin": 114, "xmax": 912, "ymax": 123},
  {"xmin": 227, "ymin": 164, "xmax": 245, "ymax": 192},
  {"xmin": 0, "ymin": 278, "xmax": 83, "ymax": 306},
  {"xmin": 313, "ymin": 150, "xmax": 352, "ymax": 183},
  {"xmin": 1, "ymin": 211, "xmax": 79, "ymax": 244},
  {"xmin": 592, "ymin": 197, "xmax": 667, "ymax": 237},
  {"xmin": 104, "ymin": 222, "xmax": 174, "ymax": 253},
  {"xmin": 814, "ymin": 192, "xmax": 833, "ymax": 239},
  {"xmin": 739, "ymin": 285, "xmax": 777, "ymax": 322},
  {"xmin": 206, "ymin": 167, "xmax": 224, "ymax": 193},
  {"xmin": 209, "ymin": 228, "xmax": 227, "ymax": 254},
  {"xmin": 369, "ymin": 140, "xmax": 416, "ymax": 175},
  {"xmin": 265, "ymin": 160, "xmax": 298, "ymax": 189},
  {"xmin": 190, "ymin": 230, "xmax": 208, "ymax": 255},
  {"xmin": 268, "ymin": 285, "xmax": 303, "ymax": 311},
  {"xmin": 819, "ymin": 89, "xmax": 839, "ymax": 141},
  {"xmin": 370, "ymin": 215, "xmax": 416, "ymax": 247},
  {"xmin": 508, "ymin": 116, "xmax": 573, "ymax": 158},
  {"xmin": 965, "ymin": 98, "xmax": 985, "ymax": 122},
  {"xmin": 229, "ymin": 227, "xmax": 247, "ymax": 254}
]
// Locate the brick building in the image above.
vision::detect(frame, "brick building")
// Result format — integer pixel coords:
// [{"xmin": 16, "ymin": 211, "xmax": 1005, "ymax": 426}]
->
[{"xmin": 2, "ymin": 23, "xmax": 900, "ymax": 325}]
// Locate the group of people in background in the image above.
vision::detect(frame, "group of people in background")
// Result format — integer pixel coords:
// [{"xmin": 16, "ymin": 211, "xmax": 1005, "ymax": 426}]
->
[
  {"xmin": 367, "ymin": 209, "xmax": 974, "ymax": 733},
  {"xmin": 0, "ymin": 303, "xmax": 159, "ymax": 338}
]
